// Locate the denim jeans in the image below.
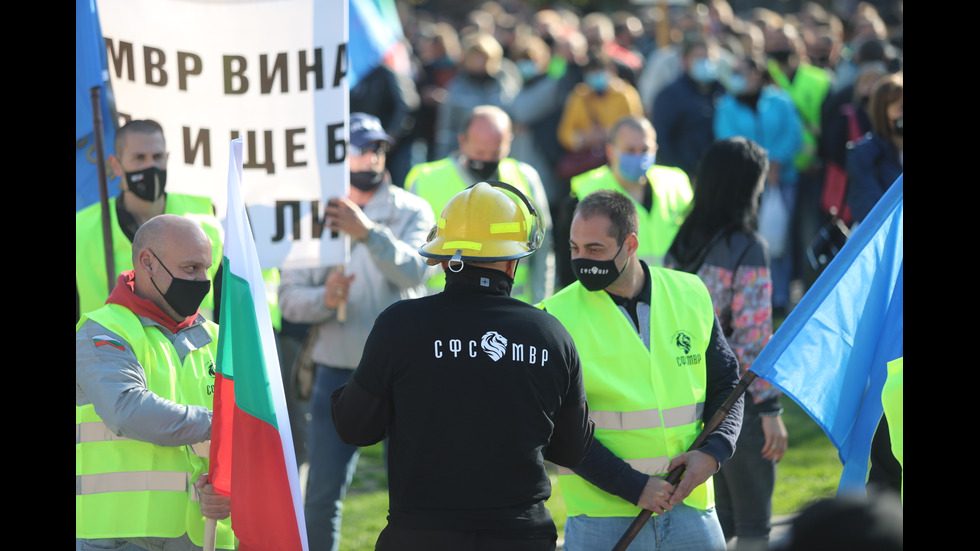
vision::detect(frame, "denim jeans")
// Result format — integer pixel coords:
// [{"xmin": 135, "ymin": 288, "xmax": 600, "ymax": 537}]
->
[
  {"xmin": 714, "ymin": 405, "xmax": 776, "ymax": 543},
  {"xmin": 77, "ymin": 540, "xmax": 147, "ymax": 551},
  {"xmin": 563, "ymin": 504, "xmax": 726, "ymax": 551},
  {"xmin": 77, "ymin": 535, "xmax": 206, "ymax": 551},
  {"xmin": 305, "ymin": 365, "xmax": 360, "ymax": 551}
]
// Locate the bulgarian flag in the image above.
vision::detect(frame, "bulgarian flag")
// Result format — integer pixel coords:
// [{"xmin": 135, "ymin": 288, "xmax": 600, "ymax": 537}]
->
[{"xmin": 210, "ymin": 137, "xmax": 308, "ymax": 550}]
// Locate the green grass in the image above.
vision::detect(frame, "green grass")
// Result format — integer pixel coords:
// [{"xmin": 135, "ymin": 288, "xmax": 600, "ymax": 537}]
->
[{"xmin": 332, "ymin": 398, "xmax": 841, "ymax": 550}]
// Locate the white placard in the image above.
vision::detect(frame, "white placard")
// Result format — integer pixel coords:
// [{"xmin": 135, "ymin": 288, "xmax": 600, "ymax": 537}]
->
[{"xmin": 99, "ymin": 0, "xmax": 349, "ymax": 269}]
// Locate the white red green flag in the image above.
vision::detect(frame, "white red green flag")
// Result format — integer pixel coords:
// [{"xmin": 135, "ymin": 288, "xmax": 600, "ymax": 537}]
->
[{"xmin": 210, "ymin": 137, "xmax": 308, "ymax": 550}]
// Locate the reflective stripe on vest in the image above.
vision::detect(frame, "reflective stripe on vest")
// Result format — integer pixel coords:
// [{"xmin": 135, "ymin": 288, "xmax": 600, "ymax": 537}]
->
[
  {"xmin": 588, "ymin": 402, "xmax": 704, "ymax": 432},
  {"xmin": 77, "ymin": 471, "xmax": 191, "ymax": 495},
  {"xmin": 570, "ymin": 165, "xmax": 692, "ymax": 267},
  {"xmin": 542, "ymin": 270, "xmax": 714, "ymax": 517},
  {"xmin": 76, "ymin": 305, "xmax": 233, "ymax": 547},
  {"xmin": 77, "ymin": 420, "xmax": 211, "ymax": 458},
  {"xmin": 407, "ymin": 158, "xmax": 536, "ymax": 301}
]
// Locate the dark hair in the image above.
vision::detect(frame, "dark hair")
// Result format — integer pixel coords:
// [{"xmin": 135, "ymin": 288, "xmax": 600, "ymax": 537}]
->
[
  {"xmin": 115, "ymin": 119, "xmax": 165, "ymax": 157},
  {"xmin": 668, "ymin": 137, "xmax": 769, "ymax": 266},
  {"xmin": 779, "ymin": 491, "xmax": 903, "ymax": 551},
  {"xmin": 574, "ymin": 190, "xmax": 638, "ymax": 245},
  {"xmin": 869, "ymin": 72, "xmax": 902, "ymax": 143},
  {"xmin": 583, "ymin": 47, "xmax": 612, "ymax": 73}
]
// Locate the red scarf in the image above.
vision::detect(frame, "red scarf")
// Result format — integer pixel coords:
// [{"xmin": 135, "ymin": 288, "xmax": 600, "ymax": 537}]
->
[{"xmin": 106, "ymin": 271, "xmax": 199, "ymax": 334}]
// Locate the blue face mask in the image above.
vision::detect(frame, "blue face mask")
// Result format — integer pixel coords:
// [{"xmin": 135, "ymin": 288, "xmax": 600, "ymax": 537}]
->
[
  {"xmin": 517, "ymin": 59, "xmax": 539, "ymax": 81},
  {"xmin": 724, "ymin": 73, "xmax": 747, "ymax": 95},
  {"xmin": 617, "ymin": 151, "xmax": 656, "ymax": 182},
  {"xmin": 585, "ymin": 71, "xmax": 609, "ymax": 93},
  {"xmin": 690, "ymin": 57, "xmax": 718, "ymax": 84}
]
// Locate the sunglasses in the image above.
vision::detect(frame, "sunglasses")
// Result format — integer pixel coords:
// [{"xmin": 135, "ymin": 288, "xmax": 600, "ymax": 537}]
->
[{"xmin": 351, "ymin": 142, "xmax": 389, "ymax": 156}]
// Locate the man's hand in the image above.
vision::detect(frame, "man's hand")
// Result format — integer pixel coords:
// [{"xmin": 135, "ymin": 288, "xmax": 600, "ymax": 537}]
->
[
  {"xmin": 761, "ymin": 414, "xmax": 788, "ymax": 462},
  {"xmin": 325, "ymin": 197, "xmax": 375, "ymax": 241},
  {"xmin": 636, "ymin": 476, "xmax": 675, "ymax": 515},
  {"xmin": 667, "ymin": 450, "xmax": 718, "ymax": 505},
  {"xmin": 323, "ymin": 268, "xmax": 355, "ymax": 309},
  {"xmin": 195, "ymin": 473, "xmax": 231, "ymax": 520}
]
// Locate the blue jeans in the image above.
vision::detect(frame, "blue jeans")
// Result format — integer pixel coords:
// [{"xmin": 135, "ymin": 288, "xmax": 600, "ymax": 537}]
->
[
  {"xmin": 563, "ymin": 505, "xmax": 726, "ymax": 551},
  {"xmin": 77, "ymin": 540, "xmax": 147, "ymax": 551},
  {"xmin": 305, "ymin": 365, "xmax": 360, "ymax": 551},
  {"xmin": 714, "ymin": 406, "xmax": 776, "ymax": 543}
]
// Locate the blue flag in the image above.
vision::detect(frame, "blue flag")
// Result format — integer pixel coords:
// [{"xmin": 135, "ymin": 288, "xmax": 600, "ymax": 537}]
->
[
  {"xmin": 348, "ymin": 0, "xmax": 405, "ymax": 88},
  {"xmin": 750, "ymin": 175, "xmax": 903, "ymax": 495},
  {"xmin": 76, "ymin": 0, "xmax": 117, "ymax": 211}
]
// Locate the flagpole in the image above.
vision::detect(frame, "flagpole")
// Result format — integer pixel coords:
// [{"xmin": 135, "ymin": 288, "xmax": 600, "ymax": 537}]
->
[
  {"xmin": 611, "ymin": 372, "xmax": 756, "ymax": 551},
  {"xmin": 204, "ymin": 517, "xmax": 216, "ymax": 551},
  {"xmin": 337, "ymin": 264, "xmax": 347, "ymax": 322},
  {"xmin": 90, "ymin": 85, "xmax": 114, "ymax": 295}
]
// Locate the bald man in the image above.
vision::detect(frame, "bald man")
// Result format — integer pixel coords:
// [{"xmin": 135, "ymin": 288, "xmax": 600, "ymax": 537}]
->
[
  {"xmin": 405, "ymin": 105, "xmax": 555, "ymax": 303},
  {"xmin": 76, "ymin": 214, "xmax": 234, "ymax": 551}
]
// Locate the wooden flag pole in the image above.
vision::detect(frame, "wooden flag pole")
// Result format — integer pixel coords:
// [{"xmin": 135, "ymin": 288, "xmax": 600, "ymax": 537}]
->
[
  {"xmin": 337, "ymin": 264, "xmax": 347, "ymax": 322},
  {"xmin": 611, "ymin": 372, "xmax": 756, "ymax": 551},
  {"xmin": 90, "ymin": 85, "xmax": 114, "ymax": 296},
  {"xmin": 204, "ymin": 517, "xmax": 217, "ymax": 551}
]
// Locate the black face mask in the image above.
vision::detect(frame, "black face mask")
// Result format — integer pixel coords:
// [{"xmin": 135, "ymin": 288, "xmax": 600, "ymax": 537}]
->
[
  {"xmin": 571, "ymin": 241, "xmax": 626, "ymax": 291},
  {"xmin": 465, "ymin": 158, "xmax": 499, "ymax": 181},
  {"xmin": 768, "ymin": 49, "xmax": 792, "ymax": 64},
  {"xmin": 124, "ymin": 166, "xmax": 167, "ymax": 202},
  {"xmin": 149, "ymin": 250, "xmax": 210, "ymax": 318},
  {"xmin": 350, "ymin": 170, "xmax": 384, "ymax": 191}
]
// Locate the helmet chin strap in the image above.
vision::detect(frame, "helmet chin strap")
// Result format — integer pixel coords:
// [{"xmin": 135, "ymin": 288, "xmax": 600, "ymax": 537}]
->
[{"xmin": 448, "ymin": 249, "xmax": 465, "ymax": 273}]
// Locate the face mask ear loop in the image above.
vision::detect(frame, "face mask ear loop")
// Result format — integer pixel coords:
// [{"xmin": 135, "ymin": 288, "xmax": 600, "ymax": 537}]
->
[{"xmin": 448, "ymin": 249, "xmax": 465, "ymax": 273}]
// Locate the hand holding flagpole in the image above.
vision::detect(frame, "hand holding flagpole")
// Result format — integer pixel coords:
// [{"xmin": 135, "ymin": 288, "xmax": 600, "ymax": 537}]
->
[
  {"xmin": 324, "ymin": 265, "xmax": 353, "ymax": 322},
  {"xmin": 612, "ymin": 373, "xmax": 755, "ymax": 551}
]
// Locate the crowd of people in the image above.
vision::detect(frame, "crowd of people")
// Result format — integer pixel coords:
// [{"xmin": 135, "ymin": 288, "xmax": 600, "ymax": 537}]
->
[{"xmin": 77, "ymin": 1, "xmax": 903, "ymax": 550}]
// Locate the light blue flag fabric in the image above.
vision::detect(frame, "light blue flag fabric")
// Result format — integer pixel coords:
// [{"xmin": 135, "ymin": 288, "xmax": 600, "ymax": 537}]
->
[
  {"xmin": 348, "ymin": 0, "xmax": 402, "ymax": 88},
  {"xmin": 750, "ymin": 175, "xmax": 903, "ymax": 495},
  {"xmin": 76, "ymin": 0, "xmax": 117, "ymax": 211}
]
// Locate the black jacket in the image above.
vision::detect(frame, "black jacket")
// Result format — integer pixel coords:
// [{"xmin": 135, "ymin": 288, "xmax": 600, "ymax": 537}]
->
[{"xmin": 331, "ymin": 265, "xmax": 594, "ymax": 537}]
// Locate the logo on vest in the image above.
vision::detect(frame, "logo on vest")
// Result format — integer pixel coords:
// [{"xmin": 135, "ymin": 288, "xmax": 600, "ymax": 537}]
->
[
  {"xmin": 207, "ymin": 361, "xmax": 216, "ymax": 377},
  {"xmin": 672, "ymin": 330, "xmax": 702, "ymax": 367},
  {"xmin": 433, "ymin": 330, "xmax": 550, "ymax": 367}
]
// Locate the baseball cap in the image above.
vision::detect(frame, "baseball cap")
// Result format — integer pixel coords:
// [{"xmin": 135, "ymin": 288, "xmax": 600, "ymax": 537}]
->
[{"xmin": 349, "ymin": 112, "xmax": 394, "ymax": 148}]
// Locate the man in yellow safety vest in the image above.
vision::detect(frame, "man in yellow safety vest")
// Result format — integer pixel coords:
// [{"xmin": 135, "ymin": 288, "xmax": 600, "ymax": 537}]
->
[
  {"xmin": 540, "ymin": 190, "xmax": 742, "ymax": 551},
  {"xmin": 77, "ymin": 214, "xmax": 234, "ymax": 550}
]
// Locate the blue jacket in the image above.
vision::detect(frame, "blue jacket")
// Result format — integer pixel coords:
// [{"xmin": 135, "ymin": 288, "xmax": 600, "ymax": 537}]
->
[
  {"xmin": 653, "ymin": 74, "xmax": 725, "ymax": 179},
  {"xmin": 714, "ymin": 86, "xmax": 803, "ymax": 187},
  {"xmin": 846, "ymin": 132, "xmax": 902, "ymax": 223}
]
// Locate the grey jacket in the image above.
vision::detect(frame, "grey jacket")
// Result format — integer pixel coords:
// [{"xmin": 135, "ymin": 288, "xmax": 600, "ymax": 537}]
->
[
  {"xmin": 278, "ymin": 182, "xmax": 435, "ymax": 370},
  {"xmin": 76, "ymin": 312, "xmax": 214, "ymax": 446}
]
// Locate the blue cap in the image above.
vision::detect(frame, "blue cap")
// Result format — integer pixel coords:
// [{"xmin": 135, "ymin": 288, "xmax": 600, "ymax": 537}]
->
[{"xmin": 349, "ymin": 112, "xmax": 394, "ymax": 148}]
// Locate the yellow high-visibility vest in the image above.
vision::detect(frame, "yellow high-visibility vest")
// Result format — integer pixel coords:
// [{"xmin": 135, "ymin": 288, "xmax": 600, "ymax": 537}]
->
[
  {"xmin": 76, "ymin": 304, "xmax": 234, "ymax": 548},
  {"xmin": 571, "ymin": 165, "xmax": 691, "ymax": 267},
  {"xmin": 76, "ymin": 194, "xmax": 224, "ymax": 319},
  {"xmin": 541, "ymin": 268, "xmax": 715, "ymax": 517}
]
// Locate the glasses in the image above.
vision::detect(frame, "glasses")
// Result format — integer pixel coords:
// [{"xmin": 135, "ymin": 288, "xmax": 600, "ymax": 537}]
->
[{"xmin": 351, "ymin": 142, "xmax": 389, "ymax": 156}]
